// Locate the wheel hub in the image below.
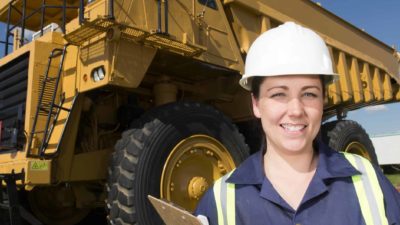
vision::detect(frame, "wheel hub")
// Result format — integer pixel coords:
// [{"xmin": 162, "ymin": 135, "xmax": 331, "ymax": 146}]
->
[
  {"xmin": 160, "ymin": 135, "xmax": 236, "ymax": 212},
  {"xmin": 188, "ymin": 176, "xmax": 209, "ymax": 200}
]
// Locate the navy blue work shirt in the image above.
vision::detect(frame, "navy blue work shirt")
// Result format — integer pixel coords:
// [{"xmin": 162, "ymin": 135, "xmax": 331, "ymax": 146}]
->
[{"xmin": 195, "ymin": 141, "xmax": 400, "ymax": 225}]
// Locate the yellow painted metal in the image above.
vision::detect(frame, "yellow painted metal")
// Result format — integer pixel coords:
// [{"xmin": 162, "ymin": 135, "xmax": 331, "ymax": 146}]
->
[
  {"xmin": 65, "ymin": 18, "xmax": 205, "ymax": 57},
  {"xmin": 223, "ymin": 0, "xmax": 398, "ymax": 79},
  {"xmin": 373, "ymin": 68, "xmax": 384, "ymax": 101},
  {"xmin": 26, "ymin": 160, "xmax": 52, "ymax": 185},
  {"xmin": 64, "ymin": 0, "xmax": 243, "ymax": 71},
  {"xmin": 78, "ymin": 36, "xmax": 111, "ymax": 92},
  {"xmin": 228, "ymin": 3, "xmax": 264, "ymax": 54},
  {"xmin": 344, "ymin": 142, "xmax": 372, "ymax": 161},
  {"xmin": 12, "ymin": 29, "xmax": 20, "ymax": 51},
  {"xmin": 361, "ymin": 63, "xmax": 375, "ymax": 102},
  {"xmin": 108, "ymin": 39, "xmax": 157, "ymax": 88},
  {"xmin": 68, "ymin": 149, "xmax": 112, "ymax": 181},
  {"xmin": 0, "ymin": 32, "xmax": 64, "ymax": 160},
  {"xmin": 261, "ymin": 16, "xmax": 272, "ymax": 34},
  {"xmin": 383, "ymin": 73, "xmax": 393, "ymax": 101},
  {"xmin": 396, "ymin": 87, "xmax": 400, "ymax": 100},
  {"xmin": 153, "ymin": 77, "xmax": 178, "ymax": 106},
  {"xmin": 327, "ymin": 46, "xmax": 342, "ymax": 105},
  {"xmin": 26, "ymin": 34, "xmax": 66, "ymax": 156},
  {"xmin": 160, "ymin": 135, "xmax": 236, "ymax": 212},
  {"xmin": 337, "ymin": 51, "xmax": 353, "ymax": 102},
  {"xmin": 215, "ymin": 88, "xmax": 254, "ymax": 122},
  {"xmin": 75, "ymin": 36, "xmax": 157, "ymax": 92},
  {"xmin": 349, "ymin": 58, "xmax": 364, "ymax": 103},
  {"xmin": 205, "ymin": 0, "xmax": 245, "ymax": 72},
  {"xmin": 51, "ymin": 95, "xmax": 83, "ymax": 183},
  {"xmin": 0, "ymin": 159, "xmax": 51, "ymax": 186},
  {"xmin": 0, "ymin": 31, "xmax": 82, "ymax": 186},
  {"xmin": 188, "ymin": 176, "xmax": 209, "ymax": 200}
]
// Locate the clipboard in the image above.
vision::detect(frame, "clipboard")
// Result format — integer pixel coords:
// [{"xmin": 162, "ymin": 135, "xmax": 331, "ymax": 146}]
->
[{"xmin": 148, "ymin": 195, "xmax": 204, "ymax": 225}]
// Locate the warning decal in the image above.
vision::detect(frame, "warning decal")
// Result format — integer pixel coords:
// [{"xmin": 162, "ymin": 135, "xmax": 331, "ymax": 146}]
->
[{"xmin": 30, "ymin": 161, "xmax": 49, "ymax": 171}]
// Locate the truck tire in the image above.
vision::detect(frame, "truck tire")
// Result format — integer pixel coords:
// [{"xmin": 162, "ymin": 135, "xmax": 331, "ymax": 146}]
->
[
  {"xmin": 321, "ymin": 120, "xmax": 379, "ymax": 165},
  {"xmin": 106, "ymin": 102, "xmax": 249, "ymax": 225}
]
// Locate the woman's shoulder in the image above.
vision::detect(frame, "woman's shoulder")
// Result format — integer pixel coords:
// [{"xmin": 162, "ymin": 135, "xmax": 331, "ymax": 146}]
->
[{"xmin": 342, "ymin": 152, "xmax": 400, "ymax": 222}]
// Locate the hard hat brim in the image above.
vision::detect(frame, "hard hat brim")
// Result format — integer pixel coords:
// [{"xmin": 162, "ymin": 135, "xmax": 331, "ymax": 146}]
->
[{"xmin": 239, "ymin": 73, "xmax": 339, "ymax": 91}]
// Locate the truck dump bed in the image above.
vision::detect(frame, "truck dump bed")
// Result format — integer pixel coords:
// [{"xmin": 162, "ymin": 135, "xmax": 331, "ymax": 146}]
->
[{"xmin": 223, "ymin": 0, "xmax": 400, "ymax": 116}]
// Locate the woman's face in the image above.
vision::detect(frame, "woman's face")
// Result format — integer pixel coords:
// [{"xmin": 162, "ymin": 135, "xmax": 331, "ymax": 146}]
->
[{"xmin": 252, "ymin": 75, "xmax": 324, "ymax": 154}]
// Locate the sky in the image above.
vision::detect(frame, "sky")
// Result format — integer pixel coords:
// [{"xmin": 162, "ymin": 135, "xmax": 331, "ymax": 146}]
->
[
  {"xmin": 0, "ymin": 1, "xmax": 399, "ymax": 136},
  {"xmin": 311, "ymin": 0, "xmax": 400, "ymax": 137}
]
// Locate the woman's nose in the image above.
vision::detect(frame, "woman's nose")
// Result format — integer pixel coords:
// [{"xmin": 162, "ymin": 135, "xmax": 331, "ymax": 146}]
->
[{"xmin": 287, "ymin": 98, "xmax": 304, "ymax": 117}]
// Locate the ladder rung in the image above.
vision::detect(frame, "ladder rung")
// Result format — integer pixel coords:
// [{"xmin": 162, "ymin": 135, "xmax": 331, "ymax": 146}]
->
[
  {"xmin": 45, "ymin": 77, "xmax": 57, "ymax": 82},
  {"xmin": 50, "ymin": 50, "xmax": 63, "ymax": 58},
  {"xmin": 52, "ymin": 104, "xmax": 71, "ymax": 112},
  {"xmin": 39, "ymin": 107, "xmax": 57, "ymax": 115},
  {"xmin": 33, "ymin": 130, "xmax": 45, "ymax": 134}
]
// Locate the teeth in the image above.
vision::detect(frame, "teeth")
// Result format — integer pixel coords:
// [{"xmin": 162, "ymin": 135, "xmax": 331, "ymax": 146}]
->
[{"xmin": 281, "ymin": 123, "xmax": 306, "ymax": 131}]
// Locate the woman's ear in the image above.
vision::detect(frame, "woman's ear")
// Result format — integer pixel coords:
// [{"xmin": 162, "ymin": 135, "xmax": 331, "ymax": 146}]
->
[{"xmin": 251, "ymin": 94, "xmax": 261, "ymax": 118}]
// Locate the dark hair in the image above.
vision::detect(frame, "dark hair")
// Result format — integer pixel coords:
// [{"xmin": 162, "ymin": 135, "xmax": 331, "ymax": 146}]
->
[
  {"xmin": 251, "ymin": 76, "xmax": 265, "ymax": 99},
  {"xmin": 250, "ymin": 75, "xmax": 326, "ymax": 99}
]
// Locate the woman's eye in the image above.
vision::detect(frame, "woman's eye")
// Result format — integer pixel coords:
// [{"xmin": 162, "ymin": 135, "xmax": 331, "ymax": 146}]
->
[
  {"xmin": 303, "ymin": 92, "xmax": 318, "ymax": 98},
  {"xmin": 270, "ymin": 93, "xmax": 285, "ymax": 98}
]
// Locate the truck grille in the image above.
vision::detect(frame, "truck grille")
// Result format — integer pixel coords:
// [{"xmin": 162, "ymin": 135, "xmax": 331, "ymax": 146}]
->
[{"xmin": 0, "ymin": 53, "xmax": 29, "ymax": 150}]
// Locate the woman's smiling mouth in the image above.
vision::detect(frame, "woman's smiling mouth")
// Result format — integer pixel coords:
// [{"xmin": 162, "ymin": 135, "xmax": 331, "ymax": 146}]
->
[{"xmin": 280, "ymin": 123, "xmax": 307, "ymax": 132}]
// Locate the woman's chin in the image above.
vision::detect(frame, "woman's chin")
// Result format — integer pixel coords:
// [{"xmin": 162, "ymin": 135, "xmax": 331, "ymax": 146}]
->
[{"xmin": 280, "ymin": 142, "xmax": 311, "ymax": 154}]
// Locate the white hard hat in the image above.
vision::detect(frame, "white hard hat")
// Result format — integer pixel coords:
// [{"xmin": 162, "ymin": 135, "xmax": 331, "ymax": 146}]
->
[{"xmin": 239, "ymin": 22, "xmax": 338, "ymax": 91}]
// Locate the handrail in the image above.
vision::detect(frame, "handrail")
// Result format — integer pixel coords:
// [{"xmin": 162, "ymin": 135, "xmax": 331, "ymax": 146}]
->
[
  {"xmin": 79, "ymin": 0, "xmax": 85, "ymax": 24},
  {"xmin": 20, "ymin": 0, "xmax": 25, "ymax": 48},
  {"xmin": 156, "ymin": 0, "xmax": 169, "ymax": 35},
  {"xmin": 108, "ymin": 0, "xmax": 114, "ymax": 19},
  {"xmin": 1, "ymin": 1, "xmax": 80, "ymax": 57},
  {"xmin": 27, "ymin": 45, "xmax": 70, "ymax": 159},
  {"xmin": 1, "ymin": 0, "xmax": 116, "ymax": 57}
]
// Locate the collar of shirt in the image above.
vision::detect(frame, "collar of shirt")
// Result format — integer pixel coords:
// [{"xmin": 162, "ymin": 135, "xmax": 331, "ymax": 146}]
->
[{"xmin": 226, "ymin": 140, "xmax": 361, "ymax": 211}]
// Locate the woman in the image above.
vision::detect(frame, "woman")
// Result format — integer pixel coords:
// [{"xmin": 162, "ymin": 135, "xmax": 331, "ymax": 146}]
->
[{"xmin": 195, "ymin": 22, "xmax": 400, "ymax": 225}]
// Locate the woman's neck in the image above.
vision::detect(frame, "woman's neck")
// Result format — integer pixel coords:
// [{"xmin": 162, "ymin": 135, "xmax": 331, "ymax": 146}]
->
[
  {"xmin": 263, "ymin": 142, "xmax": 318, "ymax": 210},
  {"xmin": 263, "ymin": 142, "xmax": 317, "ymax": 175}
]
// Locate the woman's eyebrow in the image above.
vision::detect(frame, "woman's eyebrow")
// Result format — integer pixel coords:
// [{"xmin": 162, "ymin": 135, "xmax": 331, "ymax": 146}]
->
[
  {"xmin": 266, "ymin": 86, "xmax": 288, "ymax": 92},
  {"xmin": 301, "ymin": 85, "xmax": 321, "ymax": 91},
  {"xmin": 266, "ymin": 85, "xmax": 321, "ymax": 92}
]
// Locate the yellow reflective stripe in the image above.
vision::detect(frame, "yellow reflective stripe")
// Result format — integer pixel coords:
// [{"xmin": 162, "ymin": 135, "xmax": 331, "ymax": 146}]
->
[
  {"xmin": 213, "ymin": 178, "xmax": 224, "ymax": 225},
  {"xmin": 226, "ymin": 182, "xmax": 236, "ymax": 225},
  {"xmin": 357, "ymin": 155, "xmax": 388, "ymax": 225},
  {"xmin": 343, "ymin": 153, "xmax": 388, "ymax": 225},
  {"xmin": 346, "ymin": 154, "xmax": 374, "ymax": 225},
  {"xmin": 213, "ymin": 170, "xmax": 236, "ymax": 225}
]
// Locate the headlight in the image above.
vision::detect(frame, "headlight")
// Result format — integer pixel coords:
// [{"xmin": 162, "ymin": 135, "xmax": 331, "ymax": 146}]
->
[{"xmin": 91, "ymin": 66, "xmax": 105, "ymax": 82}]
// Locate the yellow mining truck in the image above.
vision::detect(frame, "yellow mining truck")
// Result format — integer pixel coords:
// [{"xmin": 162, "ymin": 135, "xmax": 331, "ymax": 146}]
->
[{"xmin": 0, "ymin": 0, "xmax": 399, "ymax": 224}]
